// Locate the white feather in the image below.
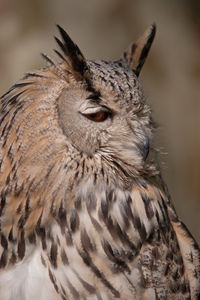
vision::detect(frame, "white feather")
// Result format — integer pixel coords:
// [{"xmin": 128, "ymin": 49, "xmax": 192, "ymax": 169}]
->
[{"xmin": 0, "ymin": 249, "xmax": 57, "ymax": 300}]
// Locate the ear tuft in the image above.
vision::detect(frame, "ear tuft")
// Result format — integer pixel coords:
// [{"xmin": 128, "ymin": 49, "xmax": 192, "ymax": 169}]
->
[
  {"xmin": 122, "ymin": 24, "xmax": 156, "ymax": 76},
  {"xmin": 55, "ymin": 25, "xmax": 89, "ymax": 80}
]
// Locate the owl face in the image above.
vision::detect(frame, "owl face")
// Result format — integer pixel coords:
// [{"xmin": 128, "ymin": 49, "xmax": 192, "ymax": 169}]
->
[{"xmin": 57, "ymin": 52, "xmax": 154, "ymax": 179}]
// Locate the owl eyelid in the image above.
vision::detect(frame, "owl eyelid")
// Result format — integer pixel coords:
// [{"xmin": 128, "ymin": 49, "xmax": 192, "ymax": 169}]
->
[{"xmin": 79, "ymin": 104, "xmax": 111, "ymax": 115}]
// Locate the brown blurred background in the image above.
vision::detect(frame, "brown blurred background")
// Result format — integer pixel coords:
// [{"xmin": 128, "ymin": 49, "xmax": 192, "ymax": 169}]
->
[{"xmin": 0, "ymin": 0, "xmax": 199, "ymax": 243}]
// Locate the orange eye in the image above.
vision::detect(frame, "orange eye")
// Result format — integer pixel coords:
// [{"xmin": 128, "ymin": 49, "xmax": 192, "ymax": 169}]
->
[{"xmin": 83, "ymin": 111, "xmax": 109, "ymax": 122}]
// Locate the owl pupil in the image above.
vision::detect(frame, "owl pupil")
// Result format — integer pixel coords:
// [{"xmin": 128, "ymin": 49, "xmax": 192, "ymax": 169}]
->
[{"xmin": 90, "ymin": 113, "xmax": 98, "ymax": 119}]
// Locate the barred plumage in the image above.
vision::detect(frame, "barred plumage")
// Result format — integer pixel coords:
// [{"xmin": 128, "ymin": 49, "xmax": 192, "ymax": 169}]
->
[{"xmin": 0, "ymin": 24, "xmax": 199, "ymax": 300}]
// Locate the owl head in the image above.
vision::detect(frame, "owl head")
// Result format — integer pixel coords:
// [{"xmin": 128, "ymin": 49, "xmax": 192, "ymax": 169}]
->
[
  {"xmin": 55, "ymin": 25, "xmax": 156, "ymax": 180},
  {"xmin": 1, "ymin": 25, "xmax": 156, "ymax": 194}
]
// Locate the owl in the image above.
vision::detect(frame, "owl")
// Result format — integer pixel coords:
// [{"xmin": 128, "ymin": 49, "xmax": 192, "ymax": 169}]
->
[{"xmin": 0, "ymin": 24, "xmax": 199, "ymax": 300}]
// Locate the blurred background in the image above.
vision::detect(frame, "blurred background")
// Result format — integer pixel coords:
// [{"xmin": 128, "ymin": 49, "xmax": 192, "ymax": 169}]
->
[{"xmin": 0, "ymin": 0, "xmax": 199, "ymax": 243}]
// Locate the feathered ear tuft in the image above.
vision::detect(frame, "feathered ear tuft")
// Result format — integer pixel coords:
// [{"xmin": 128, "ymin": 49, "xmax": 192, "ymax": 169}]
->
[
  {"xmin": 122, "ymin": 24, "xmax": 156, "ymax": 76},
  {"xmin": 55, "ymin": 25, "xmax": 89, "ymax": 80}
]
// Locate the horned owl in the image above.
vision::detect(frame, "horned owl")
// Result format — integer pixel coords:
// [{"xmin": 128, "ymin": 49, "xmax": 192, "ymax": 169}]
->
[{"xmin": 0, "ymin": 24, "xmax": 199, "ymax": 300}]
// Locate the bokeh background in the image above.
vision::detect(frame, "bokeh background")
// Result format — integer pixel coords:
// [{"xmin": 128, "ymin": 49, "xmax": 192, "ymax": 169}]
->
[{"xmin": 0, "ymin": 0, "xmax": 199, "ymax": 243}]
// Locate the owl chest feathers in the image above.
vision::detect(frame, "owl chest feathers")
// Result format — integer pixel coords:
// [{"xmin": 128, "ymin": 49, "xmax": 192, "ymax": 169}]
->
[{"xmin": 0, "ymin": 178, "xmax": 192, "ymax": 300}]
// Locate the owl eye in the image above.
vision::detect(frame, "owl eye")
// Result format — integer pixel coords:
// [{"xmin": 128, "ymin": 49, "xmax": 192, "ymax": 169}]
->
[{"xmin": 83, "ymin": 111, "xmax": 109, "ymax": 122}]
